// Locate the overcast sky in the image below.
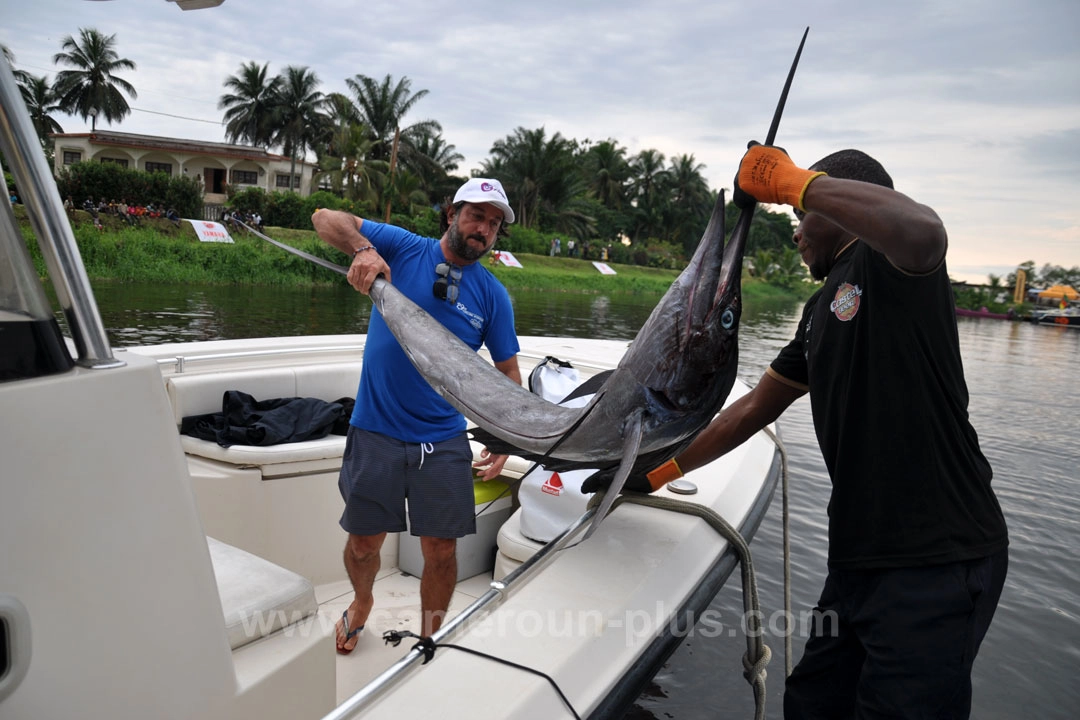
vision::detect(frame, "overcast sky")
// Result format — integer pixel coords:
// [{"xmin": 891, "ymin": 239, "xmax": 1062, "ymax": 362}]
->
[{"xmin": 4, "ymin": 0, "xmax": 1078, "ymax": 284}]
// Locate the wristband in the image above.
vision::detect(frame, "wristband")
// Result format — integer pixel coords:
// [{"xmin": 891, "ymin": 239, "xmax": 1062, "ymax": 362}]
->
[
  {"xmin": 794, "ymin": 171, "xmax": 826, "ymax": 212},
  {"xmin": 353, "ymin": 245, "xmax": 377, "ymax": 256},
  {"xmin": 645, "ymin": 458, "xmax": 683, "ymax": 491}
]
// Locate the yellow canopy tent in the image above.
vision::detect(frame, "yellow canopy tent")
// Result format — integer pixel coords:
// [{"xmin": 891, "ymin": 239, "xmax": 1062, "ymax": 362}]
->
[{"xmin": 1038, "ymin": 285, "xmax": 1079, "ymax": 300}]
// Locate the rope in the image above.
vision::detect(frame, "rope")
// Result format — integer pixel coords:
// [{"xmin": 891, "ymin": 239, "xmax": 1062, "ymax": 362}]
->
[
  {"xmin": 586, "ymin": 425, "xmax": 793, "ymax": 720},
  {"xmin": 471, "ymin": 426, "xmax": 794, "ymax": 718},
  {"xmin": 587, "ymin": 491, "xmax": 771, "ymax": 720},
  {"xmin": 382, "ymin": 630, "xmax": 581, "ymax": 719}
]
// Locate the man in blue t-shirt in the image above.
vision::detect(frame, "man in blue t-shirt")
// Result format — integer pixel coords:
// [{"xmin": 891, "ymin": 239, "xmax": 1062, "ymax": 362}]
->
[{"xmin": 312, "ymin": 178, "xmax": 521, "ymax": 654}]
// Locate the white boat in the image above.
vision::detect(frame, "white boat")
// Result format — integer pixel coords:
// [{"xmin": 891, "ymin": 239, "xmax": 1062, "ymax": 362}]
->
[
  {"xmin": 0, "ymin": 61, "xmax": 781, "ymax": 719},
  {"xmin": 1030, "ymin": 305, "xmax": 1080, "ymax": 327}
]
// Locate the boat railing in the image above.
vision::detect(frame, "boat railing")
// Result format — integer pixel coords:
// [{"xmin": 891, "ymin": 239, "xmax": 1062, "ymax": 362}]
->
[
  {"xmin": 149, "ymin": 344, "xmax": 367, "ymax": 373},
  {"xmin": 321, "ymin": 506, "xmax": 597, "ymax": 720},
  {"xmin": 151, "ymin": 345, "xmax": 619, "ymax": 375},
  {"xmin": 0, "ymin": 59, "xmax": 123, "ymax": 370}
]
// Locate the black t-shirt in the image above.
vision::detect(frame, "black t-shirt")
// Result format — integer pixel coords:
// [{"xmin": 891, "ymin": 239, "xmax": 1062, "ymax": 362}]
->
[{"xmin": 769, "ymin": 241, "xmax": 1008, "ymax": 569}]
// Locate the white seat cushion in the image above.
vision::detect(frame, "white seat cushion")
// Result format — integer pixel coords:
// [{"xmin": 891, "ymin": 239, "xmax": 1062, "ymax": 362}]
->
[
  {"xmin": 495, "ymin": 509, "xmax": 544, "ymax": 563},
  {"xmin": 294, "ymin": 363, "xmax": 361, "ymax": 401},
  {"xmin": 167, "ymin": 369, "xmax": 297, "ymax": 426},
  {"xmin": 180, "ymin": 435, "xmax": 347, "ymax": 469},
  {"xmin": 207, "ymin": 537, "xmax": 318, "ymax": 650}
]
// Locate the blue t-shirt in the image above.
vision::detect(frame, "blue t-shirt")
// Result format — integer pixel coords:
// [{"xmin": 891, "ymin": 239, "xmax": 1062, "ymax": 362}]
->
[{"xmin": 350, "ymin": 221, "xmax": 519, "ymax": 443}]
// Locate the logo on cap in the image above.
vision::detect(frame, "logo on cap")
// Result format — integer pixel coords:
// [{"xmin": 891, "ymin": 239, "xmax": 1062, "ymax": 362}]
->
[{"xmin": 479, "ymin": 181, "xmax": 507, "ymax": 201}]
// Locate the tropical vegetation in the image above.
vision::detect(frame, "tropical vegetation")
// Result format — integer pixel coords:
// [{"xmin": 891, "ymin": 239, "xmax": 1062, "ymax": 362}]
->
[
  {"xmin": 54, "ymin": 161, "xmax": 203, "ymax": 218},
  {"xmin": 16, "ymin": 204, "xmax": 811, "ymax": 309},
  {"xmin": 10, "ymin": 29, "xmax": 1076, "ymax": 297},
  {"xmin": 4, "ymin": 28, "xmax": 807, "ymax": 280}
]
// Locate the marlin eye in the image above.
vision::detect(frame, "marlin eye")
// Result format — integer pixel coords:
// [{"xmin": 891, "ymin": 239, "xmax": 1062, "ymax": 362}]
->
[{"xmin": 721, "ymin": 308, "xmax": 735, "ymax": 329}]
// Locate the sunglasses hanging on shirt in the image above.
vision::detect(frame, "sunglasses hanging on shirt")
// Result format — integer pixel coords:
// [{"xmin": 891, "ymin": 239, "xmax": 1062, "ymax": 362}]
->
[{"xmin": 433, "ymin": 262, "xmax": 462, "ymax": 303}]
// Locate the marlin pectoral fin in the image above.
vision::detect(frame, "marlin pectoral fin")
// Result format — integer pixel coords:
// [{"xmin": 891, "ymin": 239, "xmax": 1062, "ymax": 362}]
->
[{"xmin": 582, "ymin": 408, "xmax": 644, "ymax": 541}]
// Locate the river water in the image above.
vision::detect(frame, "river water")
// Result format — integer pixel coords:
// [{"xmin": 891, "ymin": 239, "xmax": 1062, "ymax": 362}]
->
[{"xmin": 90, "ymin": 281, "xmax": 1079, "ymax": 719}]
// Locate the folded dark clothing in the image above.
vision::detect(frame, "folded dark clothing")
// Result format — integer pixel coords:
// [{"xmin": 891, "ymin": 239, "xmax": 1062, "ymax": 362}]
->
[{"xmin": 180, "ymin": 390, "xmax": 355, "ymax": 447}]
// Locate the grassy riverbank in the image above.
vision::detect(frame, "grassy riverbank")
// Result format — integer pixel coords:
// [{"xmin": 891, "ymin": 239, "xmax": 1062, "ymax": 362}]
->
[{"xmin": 19, "ymin": 207, "xmax": 815, "ymax": 303}]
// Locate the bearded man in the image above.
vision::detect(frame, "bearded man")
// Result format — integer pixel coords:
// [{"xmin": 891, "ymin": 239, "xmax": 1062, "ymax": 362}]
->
[{"xmin": 312, "ymin": 178, "xmax": 521, "ymax": 654}]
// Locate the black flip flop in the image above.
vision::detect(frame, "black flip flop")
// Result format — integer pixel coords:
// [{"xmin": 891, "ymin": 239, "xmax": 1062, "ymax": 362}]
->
[{"xmin": 337, "ymin": 609, "xmax": 364, "ymax": 655}]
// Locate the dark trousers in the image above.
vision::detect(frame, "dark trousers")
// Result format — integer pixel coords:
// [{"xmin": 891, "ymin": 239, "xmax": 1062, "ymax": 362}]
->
[{"xmin": 785, "ymin": 548, "xmax": 1008, "ymax": 720}]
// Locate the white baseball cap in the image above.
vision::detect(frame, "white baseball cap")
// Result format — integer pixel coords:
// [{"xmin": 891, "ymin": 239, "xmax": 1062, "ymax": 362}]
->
[{"xmin": 453, "ymin": 178, "xmax": 515, "ymax": 224}]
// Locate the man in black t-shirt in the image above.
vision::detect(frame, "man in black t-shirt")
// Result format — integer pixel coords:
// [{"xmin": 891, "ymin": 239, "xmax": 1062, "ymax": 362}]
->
[{"xmin": 642, "ymin": 145, "xmax": 1008, "ymax": 719}]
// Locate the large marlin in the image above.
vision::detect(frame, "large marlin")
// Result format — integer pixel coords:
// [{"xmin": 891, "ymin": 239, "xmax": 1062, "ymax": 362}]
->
[
  {"xmin": 369, "ymin": 184, "xmax": 739, "ymax": 489},
  {"xmin": 368, "ymin": 33, "xmax": 809, "ymax": 538},
  {"xmin": 250, "ymin": 30, "xmax": 809, "ymax": 535}
]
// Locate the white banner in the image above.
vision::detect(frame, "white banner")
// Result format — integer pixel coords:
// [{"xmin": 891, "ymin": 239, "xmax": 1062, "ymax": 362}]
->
[
  {"xmin": 592, "ymin": 261, "xmax": 616, "ymax": 275},
  {"xmin": 185, "ymin": 219, "xmax": 234, "ymax": 244},
  {"xmin": 493, "ymin": 250, "xmax": 523, "ymax": 268}
]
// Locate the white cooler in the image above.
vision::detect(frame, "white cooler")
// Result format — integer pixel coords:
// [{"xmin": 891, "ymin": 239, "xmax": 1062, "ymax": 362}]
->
[{"xmin": 398, "ymin": 479, "xmax": 513, "ymax": 581}]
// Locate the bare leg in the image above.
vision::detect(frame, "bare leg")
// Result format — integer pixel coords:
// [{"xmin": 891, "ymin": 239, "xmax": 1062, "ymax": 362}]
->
[
  {"xmin": 336, "ymin": 532, "xmax": 386, "ymax": 652},
  {"xmin": 419, "ymin": 536, "xmax": 457, "ymax": 636}
]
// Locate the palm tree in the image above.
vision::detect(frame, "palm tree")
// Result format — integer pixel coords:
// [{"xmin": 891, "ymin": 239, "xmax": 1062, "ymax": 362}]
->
[
  {"xmin": 52, "ymin": 28, "xmax": 137, "ymax": 130},
  {"xmin": 383, "ymin": 168, "xmax": 430, "ymax": 218},
  {"xmin": 345, "ymin": 73, "xmax": 441, "ymax": 163},
  {"xmin": 667, "ymin": 154, "xmax": 711, "ymax": 252},
  {"xmin": 18, "ymin": 74, "xmax": 64, "ymax": 147},
  {"xmin": 314, "ymin": 122, "xmax": 386, "ymax": 206},
  {"xmin": 581, "ymin": 140, "xmax": 630, "ymax": 210},
  {"xmin": 408, "ymin": 127, "xmax": 464, "ymax": 204},
  {"xmin": 628, "ymin": 149, "xmax": 669, "ymax": 242},
  {"xmin": 272, "ymin": 65, "xmax": 327, "ymax": 190},
  {"xmin": 322, "ymin": 92, "xmax": 360, "ymax": 136},
  {"xmin": 628, "ymin": 149, "xmax": 668, "ymax": 207},
  {"xmin": 2, "ymin": 44, "xmax": 32, "ymax": 86},
  {"xmin": 218, "ymin": 61, "xmax": 281, "ymax": 147},
  {"xmin": 483, "ymin": 126, "xmax": 593, "ymax": 235}
]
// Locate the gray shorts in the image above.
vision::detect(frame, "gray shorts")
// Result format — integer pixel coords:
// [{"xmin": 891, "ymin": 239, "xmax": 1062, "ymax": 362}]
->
[{"xmin": 338, "ymin": 426, "xmax": 476, "ymax": 539}]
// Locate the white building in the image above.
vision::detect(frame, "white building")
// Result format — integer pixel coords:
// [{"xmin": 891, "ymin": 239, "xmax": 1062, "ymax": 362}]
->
[{"xmin": 51, "ymin": 130, "xmax": 316, "ymax": 207}]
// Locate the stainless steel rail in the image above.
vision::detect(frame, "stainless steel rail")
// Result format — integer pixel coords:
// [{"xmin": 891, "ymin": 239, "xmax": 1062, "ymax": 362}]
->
[{"xmin": 0, "ymin": 61, "xmax": 122, "ymax": 369}]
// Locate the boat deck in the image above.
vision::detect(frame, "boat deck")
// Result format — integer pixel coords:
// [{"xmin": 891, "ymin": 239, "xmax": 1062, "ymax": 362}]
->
[{"xmin": 317, "ymin": 567, "xmax": 498, "ymax": 703}]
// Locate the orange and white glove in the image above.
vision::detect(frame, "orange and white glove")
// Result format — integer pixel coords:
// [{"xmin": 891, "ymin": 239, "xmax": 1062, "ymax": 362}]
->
[{"xmin": 733, "ymin": 142, "xmax": 825, "ymax": 212}]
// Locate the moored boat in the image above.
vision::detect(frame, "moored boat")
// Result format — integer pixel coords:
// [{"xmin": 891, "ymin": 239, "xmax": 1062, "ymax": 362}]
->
[
  {"xmin": 1031, "ymin": 307, "xmax": 1080, "ymax": 327},
  {"xmin": 955, "ymin": 306, "xmax": 1015, "ymax": 320}
]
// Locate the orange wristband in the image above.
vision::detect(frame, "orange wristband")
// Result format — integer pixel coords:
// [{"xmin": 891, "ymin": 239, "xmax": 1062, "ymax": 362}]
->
[{"xmin": 646, "ymin": 458, "xmax": 683, "ymax": 491}]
